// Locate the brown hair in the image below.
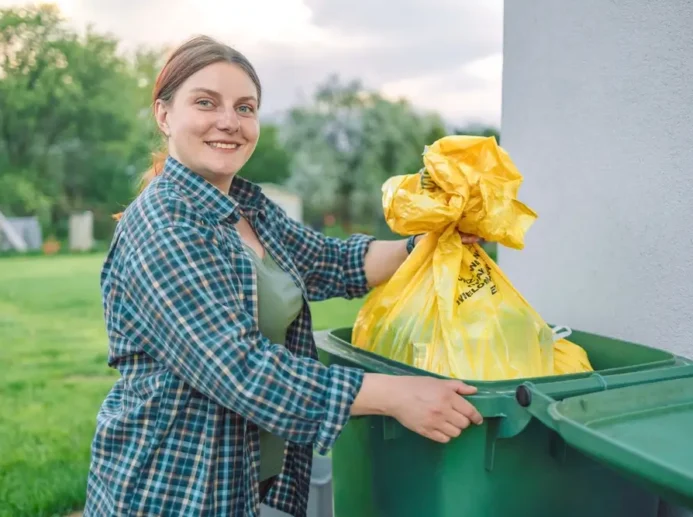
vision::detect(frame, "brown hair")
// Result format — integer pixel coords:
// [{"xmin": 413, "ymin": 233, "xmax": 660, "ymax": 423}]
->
[{"xmin": 114, "ymin": 35, "xmax": 262, "ymax": 220}]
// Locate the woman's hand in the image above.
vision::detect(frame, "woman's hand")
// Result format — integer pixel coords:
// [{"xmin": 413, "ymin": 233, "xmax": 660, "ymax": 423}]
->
[
  {"xmin": 459, "ymin": 233, "xmax": 481, "ymax": 244},
  {"xmin": 351, "ymin": 373, "xmax": 483, "ymax": 443},
  {"xmin": 387, "ymin": 375, "xmax": 483, "ymax": 443},
  {"xmin": 414, "ymin": 232, "xmax": 481, "ymax": 246}
]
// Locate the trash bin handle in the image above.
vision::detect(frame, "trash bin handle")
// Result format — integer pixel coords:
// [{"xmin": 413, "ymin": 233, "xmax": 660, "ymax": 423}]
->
[{"xmin": 551, "ymin": 325, "xmax": 573, "ymax": 341}]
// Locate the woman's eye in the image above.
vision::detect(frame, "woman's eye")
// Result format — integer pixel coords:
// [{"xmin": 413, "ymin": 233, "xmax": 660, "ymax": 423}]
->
[
  {"xmin": 196, "ymin": 99, "xmax": 213, "ymax": 108},
  {"xmin": 237, "ymin": 105, "xmax": 254, "ymax": 114}
]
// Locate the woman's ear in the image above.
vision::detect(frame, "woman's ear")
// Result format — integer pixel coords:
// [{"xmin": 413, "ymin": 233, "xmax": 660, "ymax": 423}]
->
[{"xmin": 154, "ymin": 99, "xmax": 170, "ymax": 137}]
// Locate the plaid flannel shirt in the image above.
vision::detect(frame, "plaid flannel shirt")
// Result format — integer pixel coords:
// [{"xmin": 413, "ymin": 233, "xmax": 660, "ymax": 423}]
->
[{"xmin": 84, "ymin": 155, "xmax": 373, "ymax": 517}]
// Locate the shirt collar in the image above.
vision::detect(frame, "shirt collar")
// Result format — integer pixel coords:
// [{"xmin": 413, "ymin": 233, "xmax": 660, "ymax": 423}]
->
[{"xmin": 161, "ymin": 155, "xmax": 265, "ymax": 222}]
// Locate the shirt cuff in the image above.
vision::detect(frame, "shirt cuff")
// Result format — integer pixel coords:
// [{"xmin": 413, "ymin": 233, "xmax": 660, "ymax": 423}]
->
[
  {"xmin": 342, "ymin": 233, "xmax": 376, "ymax": 299},
  {"xmin": 314, "ymin": 365, "xmax": 365, "ymax": 454}
]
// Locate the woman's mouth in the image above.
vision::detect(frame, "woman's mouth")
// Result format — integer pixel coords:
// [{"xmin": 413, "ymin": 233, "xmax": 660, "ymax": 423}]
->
[{"xmin": 206, "ymin": 141, "xmax": 241, "ymax": 151}]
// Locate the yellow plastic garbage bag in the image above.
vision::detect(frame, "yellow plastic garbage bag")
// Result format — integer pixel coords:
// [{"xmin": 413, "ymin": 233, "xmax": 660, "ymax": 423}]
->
[{"xmin": 352, "ymin": 135, "xmax": 593, "ymax": 380}]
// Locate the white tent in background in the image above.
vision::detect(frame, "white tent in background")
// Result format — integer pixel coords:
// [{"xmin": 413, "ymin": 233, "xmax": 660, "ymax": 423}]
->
[{"xmin": 0, "ymin": 211, "xmax": 28, "ymax": 252}]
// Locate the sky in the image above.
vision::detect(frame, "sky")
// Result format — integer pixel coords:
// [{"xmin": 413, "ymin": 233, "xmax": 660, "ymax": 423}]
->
[{"xmin": 2, "ymin": 0, "xmax": 504, "ymax": 127}]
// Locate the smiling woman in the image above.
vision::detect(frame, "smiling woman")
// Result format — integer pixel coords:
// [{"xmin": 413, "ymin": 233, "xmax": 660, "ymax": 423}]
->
[
  {"xmin": 87, "ymin": 35, "xmax": 484, "ymax": 517},
  {"xmin": 137, "ymin": 39, "xmax": 263, "ymax": 194}
]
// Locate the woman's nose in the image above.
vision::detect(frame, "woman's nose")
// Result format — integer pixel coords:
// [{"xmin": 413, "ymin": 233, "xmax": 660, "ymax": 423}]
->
[{"xmin": 217, "ymin": 109, "xmax": 241, "ymax": 132}]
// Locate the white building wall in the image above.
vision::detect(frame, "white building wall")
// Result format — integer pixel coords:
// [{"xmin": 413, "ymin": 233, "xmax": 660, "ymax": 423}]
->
[{"xmin": 501, "ymin": 2, "xmax": 693, "ymax": 515}]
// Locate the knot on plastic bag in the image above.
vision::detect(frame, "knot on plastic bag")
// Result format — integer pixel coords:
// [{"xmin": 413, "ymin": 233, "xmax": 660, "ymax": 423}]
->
[{"xmin": 382, "ymin": 135, "xmax": 538, "ymax": 249}]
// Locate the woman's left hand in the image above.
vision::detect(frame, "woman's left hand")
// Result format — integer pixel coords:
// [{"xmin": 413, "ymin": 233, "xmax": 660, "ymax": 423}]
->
[
  {"xmin": 460, "ymin": 233, "xmax": 481, "ymax": 244},
  {"xmin": 414, "ymin": 232, "xmax": 482, "ymax": 246}
]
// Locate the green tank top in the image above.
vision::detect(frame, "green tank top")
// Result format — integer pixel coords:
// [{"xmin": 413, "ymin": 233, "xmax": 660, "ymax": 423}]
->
[{"xmin": 244, "ymin": 244, "xmax": 304, "ymax": 481}]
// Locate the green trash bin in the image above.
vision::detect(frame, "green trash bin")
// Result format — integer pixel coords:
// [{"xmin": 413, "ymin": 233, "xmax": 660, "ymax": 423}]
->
[{"xmin": 316, "ymin": 327, "xmax": 693, "ymax": 517}]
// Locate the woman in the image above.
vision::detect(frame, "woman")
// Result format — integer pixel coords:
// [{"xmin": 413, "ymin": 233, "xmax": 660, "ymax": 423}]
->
[{"xmin": 85, "ymin": 35, "xmax": 483, "ymax": 517}]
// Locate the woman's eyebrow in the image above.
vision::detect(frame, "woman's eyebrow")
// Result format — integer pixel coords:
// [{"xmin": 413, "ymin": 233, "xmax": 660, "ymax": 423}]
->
[
  {"xmin": 189, "ymin": 88, "xmax": 257, "ymax": 104},
  {"xmin": 189, "ymin": 87, "xmax": 221, "ymax": 97}
]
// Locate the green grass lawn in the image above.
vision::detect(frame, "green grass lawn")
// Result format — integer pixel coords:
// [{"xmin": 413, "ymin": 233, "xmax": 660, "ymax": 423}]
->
[{"xmin": 0, "ymin": 254, "xmax": 363, "ymax": 517}]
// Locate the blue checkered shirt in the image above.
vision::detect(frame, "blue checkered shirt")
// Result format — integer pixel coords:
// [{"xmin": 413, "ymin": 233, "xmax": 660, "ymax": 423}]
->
[{"xmin": 84, "ymin": 156, "xmax": 372, "ymax": 516}]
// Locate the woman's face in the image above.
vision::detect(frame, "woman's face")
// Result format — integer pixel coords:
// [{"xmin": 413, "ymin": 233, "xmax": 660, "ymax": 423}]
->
[{"xmin": 155, "ymin": 61, "xmax": 260, "ymax": 191}]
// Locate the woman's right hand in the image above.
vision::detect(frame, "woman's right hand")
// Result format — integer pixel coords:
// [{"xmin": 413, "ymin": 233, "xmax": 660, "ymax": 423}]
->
[{"xmin": 351, "ymin": 373, "xmax": 483, "ymax": 443}]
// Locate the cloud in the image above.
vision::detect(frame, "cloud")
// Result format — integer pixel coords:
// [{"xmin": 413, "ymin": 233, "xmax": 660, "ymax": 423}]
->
[
  {"xmin": 2, "ymin": 0, "xmax": 504, "ymax": 126},
  {"xmin": 305, "ymin": 0, "xmax": 502, "ymax": 66},
  {"xmin": 379, "ymin": 53, "xmax": 504, "ymax": 125},
  {"xmin": 247, "ymin": 0, "xmax": 504, "ymax": 125},
  {"xmin": 51, "ymin": 0, "xmax": 367, "ymax": 49}
]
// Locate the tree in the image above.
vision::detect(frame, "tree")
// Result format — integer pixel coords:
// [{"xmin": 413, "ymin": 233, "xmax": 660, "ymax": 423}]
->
[
  {"xmin": 239, "ymin": 123, "xmax": 292, "ymax": 185},
  {"xmin": 0, "ymin": 4, "xmax": 160, "ymax": 237},
  {"xmin": 283, "ymin": 75, "xmax": 448, "ymax": 230},
  {"xmin": 454, "ymin": 123, "xmax": 500, "ymax": 143}
]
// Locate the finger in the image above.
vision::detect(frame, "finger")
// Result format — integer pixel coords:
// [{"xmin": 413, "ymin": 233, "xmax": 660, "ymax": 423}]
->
[
  {"xmin": 427, "ymin": 430, "xmax": 451, "ymax": 444},
  {"xmin": 446, "ymin": 412, "xmax": 471, "ymax": 431},
  {"xmin": 452, "ymin": 396, "xmax": 484, "ymax": 425},
  {"xmin": 449, "ymin": 380, "xmax": 477, "ymax": 396},
  {"xmin": 438, "ymin": 422, "xmax": 463, "ymax": 439},
  {"xmin": 460, "ymin": 233, "xmax": 480, "ymax": 243}
]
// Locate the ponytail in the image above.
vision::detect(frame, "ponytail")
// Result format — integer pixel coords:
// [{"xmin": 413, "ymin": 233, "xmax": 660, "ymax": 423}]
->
[{"xmin": 140, "ymin": 149, "xmax": 167, "ymax": 189}]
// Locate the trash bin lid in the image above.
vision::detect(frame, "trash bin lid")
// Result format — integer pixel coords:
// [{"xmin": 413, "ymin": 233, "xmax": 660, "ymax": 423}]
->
[{"xmin": 544, "ymin": 376, "xmax": 693, "ymax": 509}]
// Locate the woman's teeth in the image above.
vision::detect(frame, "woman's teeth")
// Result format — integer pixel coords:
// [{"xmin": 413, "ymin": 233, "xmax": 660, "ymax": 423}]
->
[{"xmin": 208, "ymin": 142, "xmax": 239, "ymax": 149}]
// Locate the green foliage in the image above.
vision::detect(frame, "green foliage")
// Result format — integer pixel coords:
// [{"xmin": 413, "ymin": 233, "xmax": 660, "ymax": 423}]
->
[
  {"xmin": 240, "ymin": 123, "xmax": 292, "ymax": 185},
  {"xmin": 0, "ymin": 171, "xmax": 52, "ymax": 226},
  {"xmin": 0, "ymin": 4, "xmax": 157, "ymax": 238}
]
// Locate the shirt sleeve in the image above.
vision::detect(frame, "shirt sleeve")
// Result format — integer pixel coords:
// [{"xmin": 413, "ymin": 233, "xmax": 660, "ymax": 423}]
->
[
  {"xmin": 268, "ymin": 204, "xmax": 376, "ymax": 302},
  {"xmin": 124, "ymin": 223, "xmax": 364, "ymax": 454}
]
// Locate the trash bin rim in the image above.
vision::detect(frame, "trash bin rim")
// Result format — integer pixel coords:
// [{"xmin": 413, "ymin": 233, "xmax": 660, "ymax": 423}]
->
[{"xmin": 319, "ymin": 326, "xmax": 679, "ymax": 390}]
